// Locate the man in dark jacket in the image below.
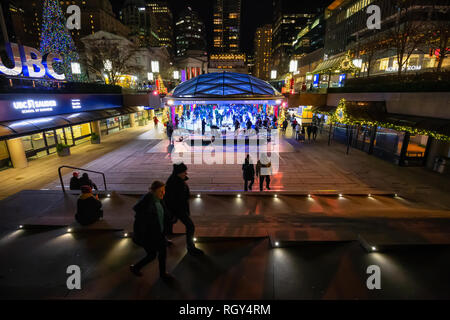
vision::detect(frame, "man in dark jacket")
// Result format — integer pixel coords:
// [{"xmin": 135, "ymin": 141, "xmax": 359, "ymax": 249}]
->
[
  {"xmin": 242, "ymin": 155, "xmax": 255, "ymax": 191},
  {"xmin": 70, "ymin": 172, "xmax": 81, "ymax": 190},
  {"xmin": 130, "ymin": 181, "xmax": 172, "ymax": 279},
  {"xmin": 164, "ymin": 163, "xmax": 204, "ymax": 256},
  {"xmin": 78, "ymin": 173, "xmax": 98, "ymax": 190},
  {"xmin": 75, "ymin": 185, "xmax": 103, "ymax": 226}
]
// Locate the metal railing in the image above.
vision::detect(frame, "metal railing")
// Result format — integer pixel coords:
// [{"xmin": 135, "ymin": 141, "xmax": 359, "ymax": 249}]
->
[{"xmin": 58, "ymin": 166, "xmax": 108, "ymax": 193}]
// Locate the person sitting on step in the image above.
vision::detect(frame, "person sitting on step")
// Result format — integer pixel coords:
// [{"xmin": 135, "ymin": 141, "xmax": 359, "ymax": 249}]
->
[{"xmin": 75, "ymin": 185, "xmax": 103, "ymax": 226}]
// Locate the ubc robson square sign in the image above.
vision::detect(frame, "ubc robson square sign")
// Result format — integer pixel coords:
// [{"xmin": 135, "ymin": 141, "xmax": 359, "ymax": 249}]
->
[{"xmin": 0, "ymin": 42, "xmax": 67, "ymax": 80}]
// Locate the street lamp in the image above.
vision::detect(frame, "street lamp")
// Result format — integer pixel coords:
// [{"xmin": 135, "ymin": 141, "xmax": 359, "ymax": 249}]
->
[
  {"xmin": 151, "ymin": 61, "xmax": 159, "ymax": 73},
  {"xmin": 71, "ymin": 62, "xmax": 81, "ymax": 74},
  {"xmin": 289, "ymin": 60, "xmax": 298, "ymax": 73},
  {"xmin": 271, "ymin": 70, "xmax": 277, "ymax": 80},
  {"xmin": 104, "ymin": 59, "xmax": 112, "ymax": 71}
]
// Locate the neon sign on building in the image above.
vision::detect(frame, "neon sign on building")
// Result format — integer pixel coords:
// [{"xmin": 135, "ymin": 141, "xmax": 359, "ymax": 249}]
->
[
  {"xmin": 13, "ymin": 100, "xmax": 58, "ymax": 114},
  {"xmin": 0, "ymin": 42, "xmax": 66, "ymax": 80}
]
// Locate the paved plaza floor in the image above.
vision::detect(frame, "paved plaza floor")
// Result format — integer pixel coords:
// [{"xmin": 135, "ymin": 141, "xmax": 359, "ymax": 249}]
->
[
  {"xmin": 1, "ymin": 123, "xmax": 449, "ymax": 209},
  {"xmin": 1, "ymin": 123, "xmax": 449, "ymax": 299}
]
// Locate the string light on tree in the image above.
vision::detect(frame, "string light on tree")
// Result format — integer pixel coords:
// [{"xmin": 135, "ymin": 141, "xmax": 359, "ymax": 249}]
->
[{"xmin": 40, "ymin": 0, "xmax": 80, "ymax": 81}]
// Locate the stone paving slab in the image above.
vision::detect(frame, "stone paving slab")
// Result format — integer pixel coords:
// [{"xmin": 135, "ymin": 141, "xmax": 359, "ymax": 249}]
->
[{"xmin": 4, "ymin": 191, "xmax": 449, "ymax": 246}]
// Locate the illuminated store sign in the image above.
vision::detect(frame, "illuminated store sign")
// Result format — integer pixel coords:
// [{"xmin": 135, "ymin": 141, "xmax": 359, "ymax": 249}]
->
[
  {"xmin": 0, "ymin": 94, "xmax": 123, "ymax": 122},
  {"xmin": 385, "ymin": 65, "xmax": 422, "ymax": 72},
  {"xmin": 313, "ymin": 74, "xmax": 319, "ymax": 88},
  {"xmin": 71, "ymin": 99, "xmax": 82, "ymax": 109},
  {"xmin": 13, "ymin": 100, "xmax": 57, "ymax": 114},
  {"xmin": 0, "ymin": 42, "xmax": 66, "ymax": 80}
]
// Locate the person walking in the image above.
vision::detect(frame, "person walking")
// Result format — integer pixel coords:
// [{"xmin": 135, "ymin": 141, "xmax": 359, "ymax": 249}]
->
[
  {"xmin": 282, "ymin": 119, "xmax": 288, "ymax": 133},
  {"xmin": 201, "ymin": 118, "xmax": 206, "ymax": 136},
  {"xmin": 234, "ymin": 119, "xmax": 240, "ymax": 132},
  {"xmin": 242, "ymin": 155, "xmax": 255, "ymax": 191},
  {"xmin": 164, "ymin": 163, "xmax": 204, "ymax": 256},
  {"xmin": 295, "ymin": 123, "xmax": 301, "ymax": 141},
  {"xmin": 246, "ymin": 119, "xmax": 252, "ymax": 131},
  {"xmin": 312, "ymin": 124, "xmax": 318, "ymax": 141},
  {"xmin": 167, "ymin": 122, "xmax": 174, "ymax": 144},
  {"xmin": 258, "ymin": 155, "xmax": 272, "ymax": 191},
  {"xmin": 153, "ymin": 116, "xmax": 159, "ymax": 128},
  {"xmin": 130, "ymin": 181, "xmax": 173, "ymax": 279},
  {"xmin": 306, "ymin": 125, "xmax": 312, "ymax": 142}
]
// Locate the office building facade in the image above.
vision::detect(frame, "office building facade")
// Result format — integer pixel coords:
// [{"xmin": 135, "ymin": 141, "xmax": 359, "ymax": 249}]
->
[
  {"xmin": 272, "ymin": 0, "xmax": 318, "ymax": 78},
  {"xmin": 147, "ymin": 1, "xmax": 174, "ymax": 52},
  {"xmin": 254, "ymin": 25, "xmax": 272, "ymax": 80},
  {"xmin": 175, "ymin": 7, "xmax": 206, "ymax": 57},
  {"xmin": 213, "ymin": 0, "xmax": 241, "ymax": 53}
]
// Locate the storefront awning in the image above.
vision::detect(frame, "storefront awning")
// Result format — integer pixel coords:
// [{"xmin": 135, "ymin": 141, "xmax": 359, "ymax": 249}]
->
[
  {"xmin": 315, "ymin": 100, "xmax": 450, "ymax": 137},
  {"xmin": 312, "ymin": 54, "xmax": 361, "ymax": 75},
  {"xmin": 384, "ymin": 114, "xmax": 450, "ymax": 137},
  {"xmin": 312, "ymin": 56, "xmax": 345, "ymax": 74},
  {"xmin": 0, "ymin": 107, "xmax": 142, "ymax": 140},
  {"xmin": 311, "ymin": 105, "xmax": 337, "ymax": 114}
]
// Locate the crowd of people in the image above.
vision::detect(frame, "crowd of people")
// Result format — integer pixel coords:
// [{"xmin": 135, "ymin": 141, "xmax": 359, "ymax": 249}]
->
[
  {"xmin": 167, "ymin": 105, "xmax": 279, "ymax": 137},
  {"xmin": 281, "ymin": 113, "xmax": 324, "ymax": 143}
]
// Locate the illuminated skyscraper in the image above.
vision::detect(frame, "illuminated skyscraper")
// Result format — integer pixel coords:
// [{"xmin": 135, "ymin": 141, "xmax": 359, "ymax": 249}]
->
[
  {"xmin": 121, "ymin": 0, "xmax": 156, "ymax": 47},
  {"xmin": 175, "ymin": 7, "xmax": 206, "ymax": 57},
  {"xmin": 254, "ymin": 24, "xmax": 272, "ymax": 80},
  {"xmin": 272, "ymin": 0, "xmax": 317, "ymax": 77},
  {"xmin": 213, "ymin": 0, "xmax": 241, "ymax": 53},
  {"xmin": 147, "ymin": 1, "xmax": 174, "ymax": 52}
]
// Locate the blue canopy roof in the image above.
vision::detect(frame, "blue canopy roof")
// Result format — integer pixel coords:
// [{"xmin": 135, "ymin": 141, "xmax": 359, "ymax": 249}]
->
[{"xmin": 169, "ymin": 72, "xmax": 282, "ymax": 98}]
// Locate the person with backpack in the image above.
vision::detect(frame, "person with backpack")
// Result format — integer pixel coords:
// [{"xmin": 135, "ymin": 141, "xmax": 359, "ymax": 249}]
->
[{"xmin": 130, "ymin": 181, "xmax": 173, "ymax": 279}]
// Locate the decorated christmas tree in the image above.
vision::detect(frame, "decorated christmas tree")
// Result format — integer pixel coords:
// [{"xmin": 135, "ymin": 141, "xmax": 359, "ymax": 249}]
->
[{"xmin": 40, "ymin": 0, "xmax": 80, "ymax": 81}]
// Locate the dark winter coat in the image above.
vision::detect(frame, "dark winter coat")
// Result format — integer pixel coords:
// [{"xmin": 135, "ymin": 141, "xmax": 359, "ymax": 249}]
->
[
  {"xmin": 76, "ymin": 195, "xmax": 102, "ymax": 226},
  {"xmin": 164, "ymin": 174, "xmax": 191, "ymax": 217},
  {"xmin": 132, "ymin": 193, "xmax": 168, "ymax": 250},
  {"xmin": 78, "ymin": 176, "xmax": 98, "ymax": 190},
  {"xmin": 242, "ymin": 162, "xmax": 255, "ymax": 180},
  {"xmin": 70, "ymin": 177, "xmax": 81, "ymax": 190}
]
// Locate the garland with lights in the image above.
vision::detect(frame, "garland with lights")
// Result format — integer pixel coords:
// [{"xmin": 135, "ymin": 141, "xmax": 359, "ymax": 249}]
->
[
  {"xmin": 40, "ymin": 0, "xmax": 80, "ymax": 81},
  {"xmin": 318, "ymin": 99, "xmax": 450, "ymax": 142}
]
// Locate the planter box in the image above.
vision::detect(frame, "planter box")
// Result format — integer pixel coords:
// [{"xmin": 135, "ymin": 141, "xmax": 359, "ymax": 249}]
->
[
  {"xmin": 91, "ymin": 137, "xmax": 101, "ymax": 144},
  {"xmin": 57, "ymin": 147, "xmax": 71, "ymax": 157}
]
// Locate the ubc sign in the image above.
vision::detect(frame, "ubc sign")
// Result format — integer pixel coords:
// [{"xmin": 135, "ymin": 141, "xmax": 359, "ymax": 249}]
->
[
  {"xmin": 13, "ymin": 100, "xmax": 58, "ymax": 114},
  {"xmin": 0, "ymin": 42, "xmax": 66, "ymax": 80}
]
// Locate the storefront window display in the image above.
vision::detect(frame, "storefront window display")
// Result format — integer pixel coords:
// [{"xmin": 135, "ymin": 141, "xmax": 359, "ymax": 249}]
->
[
  {"xmin": 121, "ymin": 115, "xmax": 131, "ymax": 129},
  {"xmin": 71, "ymin": 123, "xmax": 92, "ymax": 145},
  {"xmin": 354, "ymin": 125, "xmax": 373, "ymax": 152},
  {"xmin": 21, "ymin": 133, "xmax": 49, "ymax": 159},
  {"xmin": 373, "ymin": 128, "xmax": 404, "ymax": 162},
  {"xmin": 0, "ymin": 141, "xmax": 11, "ymax": 170}
]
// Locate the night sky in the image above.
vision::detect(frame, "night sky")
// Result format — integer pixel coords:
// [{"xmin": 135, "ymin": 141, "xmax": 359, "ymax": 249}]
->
[{"xmin": 111, "ymin": 0, "xmax": 332, "ymax": 55}]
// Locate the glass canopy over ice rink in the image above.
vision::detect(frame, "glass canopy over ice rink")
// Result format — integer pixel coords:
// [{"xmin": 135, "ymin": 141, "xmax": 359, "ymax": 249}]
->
[{"xmin": 162, "ymin": 72, "xmax": 287, "ymax": 137}]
